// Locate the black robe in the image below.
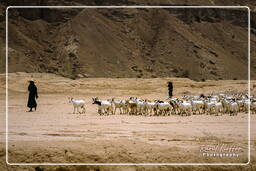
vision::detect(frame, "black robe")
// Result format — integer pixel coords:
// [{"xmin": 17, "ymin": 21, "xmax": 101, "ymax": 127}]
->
[
  {"xmin": 27, "ymin": 83, "xmax": 38, "ymax": 108},
  {"xmin": 168, "ymin": 82, "xmax": 173, "ymax": 97}
]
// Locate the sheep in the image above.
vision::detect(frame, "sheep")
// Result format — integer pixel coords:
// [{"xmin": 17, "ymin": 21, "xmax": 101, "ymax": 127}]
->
[
  {"xmin": 68, "ymin": 97, "xmax": 86, "ymax": 114},
  {"xmin": 92, "ymin": 97, "xmax": 113, "ymax": 115}
]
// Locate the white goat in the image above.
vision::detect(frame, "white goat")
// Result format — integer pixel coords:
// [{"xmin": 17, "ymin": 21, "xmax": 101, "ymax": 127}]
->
[
  {"xmin": 204, "ymin": 100, "xmax": 216, "ymax": 115},
  {"xmin": 144, "ymin": 100, "xmax": 157, "ymax": 116},
  {"xmin": 111, "ymin": 98, "xmax": 126, "ymax": 114},
  {"xmin": 156, "ymin": 101, "xmax": 172, "ymax": 116},
  {"xmin": 68, "ymin": 97, "xmax": 86, "ymax": 114},
  {"xmin": 92, "ymin": 97, "xmax": 113, "ymax": 115},
  {"xmin": 214, "ymin": 102, "xmax": 223, "ymax": 115},
  {"xmin": 228, "ymin": 101, "xmax": 239, "ymax": 116},
  {"xmin": 190, "ymin": 99, "xmax": 204, "ymax": 114},
  {"xmin": 135, "ymin": 98, "xmax": 146, "ymax": 115},
  {"xmin": 251, "ymin": 101, "xmax": 256, "ymax": 114},
  {"xmin": 177, "ymin": 100, "xmax": 192, "ymax": 116}
]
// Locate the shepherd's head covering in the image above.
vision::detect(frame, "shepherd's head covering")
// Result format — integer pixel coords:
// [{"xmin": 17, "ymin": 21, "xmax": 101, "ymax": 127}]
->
[{"xmin": 28, "ymin": 78, "xmax": 35, "ymax": 83}]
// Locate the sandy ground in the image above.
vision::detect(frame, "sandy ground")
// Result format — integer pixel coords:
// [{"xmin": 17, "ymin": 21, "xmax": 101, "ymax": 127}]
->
[{"xmin": 0, "ymin": 73, "xmax": 256, "ymax": 170}]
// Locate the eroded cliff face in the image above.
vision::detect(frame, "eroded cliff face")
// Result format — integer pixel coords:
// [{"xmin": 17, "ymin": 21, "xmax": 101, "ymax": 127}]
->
[{"xmin": 1, "ymin": 0, "xmax": 255, "ymax": 80}]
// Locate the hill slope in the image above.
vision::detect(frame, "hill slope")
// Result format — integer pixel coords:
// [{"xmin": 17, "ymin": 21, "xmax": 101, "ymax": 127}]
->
[{"xmin": 1, "ymin": 0, "xmax": 256, "ymax": 80}]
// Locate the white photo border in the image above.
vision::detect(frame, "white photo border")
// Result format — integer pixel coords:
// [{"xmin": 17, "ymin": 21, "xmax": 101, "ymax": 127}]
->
[{"xmin": 5, "ymin": 5, "xmax": 251, "ymax": 166}]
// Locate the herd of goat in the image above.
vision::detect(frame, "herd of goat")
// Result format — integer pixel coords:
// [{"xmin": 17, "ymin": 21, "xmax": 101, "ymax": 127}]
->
[{"xmin": 68, "ymin": 93, "xmax": 256, "ymax": 116}]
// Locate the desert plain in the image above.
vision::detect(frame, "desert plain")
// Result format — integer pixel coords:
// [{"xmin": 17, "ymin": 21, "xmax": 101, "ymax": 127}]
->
[{"xmin": 0, "ymin": 72, "xmax": 256, "ymax": 171}]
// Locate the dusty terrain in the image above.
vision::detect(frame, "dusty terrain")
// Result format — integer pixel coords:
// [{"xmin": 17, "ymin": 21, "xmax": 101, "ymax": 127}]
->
[
  {"xmin": 0, "ymin": 72, "xmax": 256, "ymax": 170},
  {"xmin": 0, "ymin": 1, "xmax": 256, "ymax": 170}
]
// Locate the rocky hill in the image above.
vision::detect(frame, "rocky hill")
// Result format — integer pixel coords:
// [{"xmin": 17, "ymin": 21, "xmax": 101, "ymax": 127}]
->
[{"xmin": 0, "ymin": 0, "xmax": 256, "ymax": 80}]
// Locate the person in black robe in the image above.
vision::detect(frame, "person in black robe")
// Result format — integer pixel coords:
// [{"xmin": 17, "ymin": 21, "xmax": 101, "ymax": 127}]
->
[
  {"xmin": 168, "ymin": 81, "xmax": 173, "ymax": 98},
  {"xmin": 27, "ymin": 81, "xmax": 38, "ymax": 112}
]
